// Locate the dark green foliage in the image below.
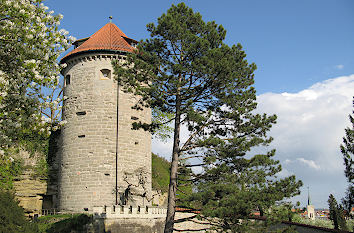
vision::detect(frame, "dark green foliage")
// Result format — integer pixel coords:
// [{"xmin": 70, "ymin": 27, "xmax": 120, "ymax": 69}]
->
[
  {"xmin": 343, "ymin": 185, "xmax": 353, "ymax": 216},
  {"xmin": 152, "ymin": 153, "xmax": 170, "ymax": 193},
  {"xmin": 341, "ymin": 98, "xmax": 354, "ymax": 213},
  {"xmin": 0, "ymin": 189, "xmax": 38, "ymax": 233},
  {"xmin": 267, "ymin": 204, "xmax": 294, "ymax": 223},
  {"xmin": 45, "ymin": 214, "xmax": 91, "ymax": 233},
  {"xmin": 175, "ymin": 161, "xmax": 193, "ymax": 206},
  {"xmin": 0, "ymin": 152, "xmax": 23, "ymax": 190},
  {"xmin": 113, "ymin": 3, "xmax": 302, "ymax": 232},
  {"xmin": 328, "ymin": 194, "xmax": 348, "ymax": 231}
]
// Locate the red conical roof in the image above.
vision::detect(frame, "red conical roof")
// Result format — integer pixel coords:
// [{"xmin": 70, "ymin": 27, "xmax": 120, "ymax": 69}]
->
[{"xmin": 61, "ymin": 23, "xmax": 136, "ymax": 62}]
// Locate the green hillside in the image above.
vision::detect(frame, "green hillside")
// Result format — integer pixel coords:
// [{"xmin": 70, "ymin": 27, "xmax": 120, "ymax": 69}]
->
[
  {"xmin": 151, "ymin": 153, "xmax": 193, "ymax": 206},
  {"xmin": 152, "ymin": 153, "xmax": 170, "ymax": 193}
]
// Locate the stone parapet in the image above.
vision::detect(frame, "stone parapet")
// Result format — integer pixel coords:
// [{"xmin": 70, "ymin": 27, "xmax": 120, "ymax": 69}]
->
[{"xmin": 93, "ymin": 205, "xmax": 167, "ymax": 219}]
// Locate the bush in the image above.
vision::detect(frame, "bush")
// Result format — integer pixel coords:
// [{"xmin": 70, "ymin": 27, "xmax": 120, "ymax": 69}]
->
[
  {"xmin": 0, "ymin": 189, "xmax": 38, "ymax": 233},
  {"xmin": 45, "ymin": 214, "xmax": 91, "ymax": 233}
]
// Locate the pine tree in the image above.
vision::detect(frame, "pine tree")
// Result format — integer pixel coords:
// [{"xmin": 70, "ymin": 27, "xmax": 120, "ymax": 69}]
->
[
  {"xmin": 341, "ymin": 98, "xmax": 354, "ymax": 213},
  {"xmin": 328, "ymin": 194, "xmax": 348, "ymax": 231},
  {"xmin": 328, "ymin": 194, "xmax": 340, "ymax": 229},
  {"xmin": 189, "ymin": 151, "xmax": 301, "ymax": 231},
  {"xmin": 113, "ymin": 3, "xmax": 302, "ymax": 232}
]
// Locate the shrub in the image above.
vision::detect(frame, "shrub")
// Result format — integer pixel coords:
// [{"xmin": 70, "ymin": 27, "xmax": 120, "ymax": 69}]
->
[{"xmin": 0, "ymin": 189, "xmax": 38, "ymax": 233}]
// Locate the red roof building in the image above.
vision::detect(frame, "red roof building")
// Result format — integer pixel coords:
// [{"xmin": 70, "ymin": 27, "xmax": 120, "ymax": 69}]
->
[{"xmin": 61, "ymin": 22, "xmax": 137, "ymax": 63}]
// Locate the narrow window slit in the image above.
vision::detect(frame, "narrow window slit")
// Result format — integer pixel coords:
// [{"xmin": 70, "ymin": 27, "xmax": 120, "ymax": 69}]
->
[
  {"xmin": 76, "ymin": 111, "xmax": 86, "ymax": 116},
  {"xmin": 65, "ymin": 75, "xmax": 71, "ymax": 85},
  {"xmin": 78, "ymin": 135, "xmax": 85, "ymax": 138}
]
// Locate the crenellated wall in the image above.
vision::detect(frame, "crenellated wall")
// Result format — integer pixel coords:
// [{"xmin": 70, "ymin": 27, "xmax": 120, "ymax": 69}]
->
[{"xmin": 58, "ymin": 53, "xmax": 151, "ymax": 213}]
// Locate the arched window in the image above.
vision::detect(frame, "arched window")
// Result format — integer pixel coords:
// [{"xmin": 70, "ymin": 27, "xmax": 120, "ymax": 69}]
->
[
  {"xmin": 100, "ymin": 69, "xmax": 111, "ymax": 80},
  {"xmin": 65, "ymin": 75, "xmax": 71, "ymax": 86}
]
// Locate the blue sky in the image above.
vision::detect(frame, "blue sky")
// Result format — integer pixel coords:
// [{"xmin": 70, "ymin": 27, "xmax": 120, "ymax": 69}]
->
[{"xmin": 46, "ymin": 0, "xmax": 354, "ymax": 208}]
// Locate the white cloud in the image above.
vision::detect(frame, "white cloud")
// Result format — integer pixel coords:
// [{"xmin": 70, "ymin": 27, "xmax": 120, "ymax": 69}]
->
[
  {"xmin": 151, "ymin": 74, "xmax": 354, "ymax": 207},
  {"xmin": 257, "ymin": 75, "xmax": 353, "ymax": 172},
  {"xmin": 335, "ymin": 64, "xmax": 344, "ymax": 70},
  {"xmin": 257, "ymin": 74, "xmax": 354, "ymax": 207},
  {"xmin": 296, "ymin": 158, "xmax": 321, "ymax": 170},
  {"xmin": 152, "ymin": 137, "xmax": 173, "ymax": 160}
]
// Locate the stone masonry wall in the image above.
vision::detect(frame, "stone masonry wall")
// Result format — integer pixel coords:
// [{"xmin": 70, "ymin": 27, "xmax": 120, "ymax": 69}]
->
[{"xmin": 59, "ymin": 53, "xmax": 151, "ymax": 212}]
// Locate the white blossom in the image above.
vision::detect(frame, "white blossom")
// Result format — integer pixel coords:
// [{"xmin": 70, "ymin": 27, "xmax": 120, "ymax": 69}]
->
[
  {"xmin": 59, "ymin": 120, "xmax": 67, "ymax": 125},
  {"xmin": 68, "ymin": 36, "xmax": 77, "ymax": 42},
  {"xmin": 59, "ymin": 29, "xmax": 69, "ymax": 36},
  {"xmin": 0, "ymin": 0, "xmax": 72, "ymax": 149}
]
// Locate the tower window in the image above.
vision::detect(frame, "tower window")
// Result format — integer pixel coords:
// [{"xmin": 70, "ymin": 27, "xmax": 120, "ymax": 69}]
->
[
  {"xmin": 100, "ymin": 69, "xmax": 111, "ymax": 79},
  {"xmin": 76, "ymin": 111, "xmax": 86, "ymax": 116},
  {"xmin": 65, "ymin": 75, "xmax": 71, "ymax": 86}
]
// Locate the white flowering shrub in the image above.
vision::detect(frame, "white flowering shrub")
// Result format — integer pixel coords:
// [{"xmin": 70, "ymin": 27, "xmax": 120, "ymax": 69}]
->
[{"xmin": 0, "ymin": 0, "xmax": 74, "ymax": 151}]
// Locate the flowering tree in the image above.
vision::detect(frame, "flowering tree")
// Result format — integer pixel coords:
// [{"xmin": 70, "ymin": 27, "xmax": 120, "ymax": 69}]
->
[
  {"xmin": 0, "ymin": 0, "xmax": 74, "ymax": 188},
  {"xmin": 0, "ymin": 0, "xmax": 74, "ymax": 148}
]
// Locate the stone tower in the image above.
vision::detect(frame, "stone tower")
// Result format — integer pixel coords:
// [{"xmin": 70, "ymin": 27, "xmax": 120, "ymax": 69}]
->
[{"xmin": 58, "ymin": 22, "xmax": 151, "ymax": 213}]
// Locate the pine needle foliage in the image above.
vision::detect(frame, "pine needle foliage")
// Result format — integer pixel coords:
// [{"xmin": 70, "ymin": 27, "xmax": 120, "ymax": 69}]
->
[
  {"xmin": 328, "ymin": 194, "xmax": 348, "ymax": 231},
  {"xmin": 113, "ymin": 3, "xmax": 302, "ymax": 232},
  {"xmin": 341, "ymin": 98, "xmax": 354, "ymax": 213}
]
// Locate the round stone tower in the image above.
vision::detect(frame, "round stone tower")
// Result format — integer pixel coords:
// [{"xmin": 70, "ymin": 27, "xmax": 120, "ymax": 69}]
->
[{"xmin": 59, "ymin": 22, "xmax": 151, "ymax": 212}]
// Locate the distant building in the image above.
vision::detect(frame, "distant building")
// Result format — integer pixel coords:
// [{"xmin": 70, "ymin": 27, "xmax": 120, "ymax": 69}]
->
[{"xmin": 307, "ymin": 187, "xmax": 315, "ymax": 220}]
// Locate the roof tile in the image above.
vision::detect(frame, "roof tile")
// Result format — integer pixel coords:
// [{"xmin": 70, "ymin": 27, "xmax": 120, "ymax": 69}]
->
[{"xmin": 61, "ymin": 23, "xmax": 136, "ymax": 62}]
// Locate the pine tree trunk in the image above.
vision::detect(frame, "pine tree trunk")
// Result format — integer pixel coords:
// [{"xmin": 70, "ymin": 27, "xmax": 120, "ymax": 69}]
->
[{"xmin": 164, "ymin": 93, "xmax": 182, "ymax": 233}]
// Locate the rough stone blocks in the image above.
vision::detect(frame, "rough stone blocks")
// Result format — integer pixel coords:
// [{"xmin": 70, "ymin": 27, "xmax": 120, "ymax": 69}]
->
[{"xmin": 59, "ymin": 53, "xmax": 152, "ymax": 212}]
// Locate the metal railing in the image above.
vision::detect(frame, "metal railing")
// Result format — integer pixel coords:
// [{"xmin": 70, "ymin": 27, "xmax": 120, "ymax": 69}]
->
[{"xmin": 41, "ymin": 208, "xmax": 59, "ymax": 216}]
